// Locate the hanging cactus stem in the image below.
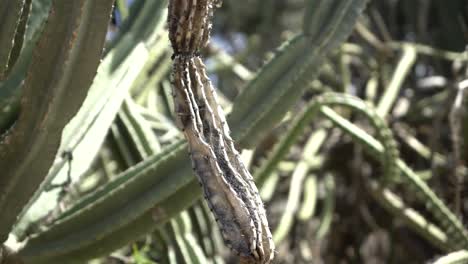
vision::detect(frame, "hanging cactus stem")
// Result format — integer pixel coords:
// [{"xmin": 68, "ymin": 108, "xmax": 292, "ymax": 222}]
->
[{"xmin": 167, "ymin": 0, "xmax": 275, "ymax": 263}]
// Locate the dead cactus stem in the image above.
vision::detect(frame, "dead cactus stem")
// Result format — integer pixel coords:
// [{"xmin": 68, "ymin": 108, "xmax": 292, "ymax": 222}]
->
[{"xmin": 167, "ymin": 0, "xmax": 275, "ymax": 263}]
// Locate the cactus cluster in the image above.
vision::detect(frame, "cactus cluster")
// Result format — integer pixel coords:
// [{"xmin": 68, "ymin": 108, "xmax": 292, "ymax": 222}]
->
[{"xmin": 0, "ymin": 0, "xmax": 467, "ymax": 263}]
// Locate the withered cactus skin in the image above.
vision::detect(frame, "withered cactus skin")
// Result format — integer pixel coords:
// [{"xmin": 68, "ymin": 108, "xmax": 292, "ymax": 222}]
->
[{"xmin": 167, "ymin": 0, "xmax": 275, "ymax": 263}]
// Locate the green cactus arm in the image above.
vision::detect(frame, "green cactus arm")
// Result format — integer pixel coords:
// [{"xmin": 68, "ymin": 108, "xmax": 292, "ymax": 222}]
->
[
  {"xmin": 302, "ymin": 0, "xmax": 335, "ymax": 38},
  {"xmin": 130, "ymin": 38, "xmax": 172, "ymax": 102},
  {"xmin": 164, "ymin": 234, "xmax": 179, "ymax": 264},
  {"xmin": 394, "ymin": 123, "xmax": 446, "ymax": 166},
  {"xmin": 4, "ymin": 0, "xmax": 31, "ymax": 77},
  {"xmin": 259, "ymin": 171, "xmax": 280, "ymax": 202},
  {"xmin": 320, "ymin": 107, "xmax": 468, "ymax": 250},
  {"xmin": 0, "ymin": 0, "xmax": 53, "ymax": 97},
  {"xmin": 118, "ymin": 97, "xmax": 162, "ymax": 158},
  {"xmin": 111, "ymin": 122, "xmax": 139, "ymax": 166},
  {"xmin": 368, "ymin": 183, "xmax": 449, "ymax": 251},
  {"xmin": 0, "ymin": 0, "xmax": 114, "ymax": 242},
  {"xmin": 0, "ymin": 0, "xmax": 51, "ymax": 134},
  {"xmin": 14, "ymin": 0, "xmax": 170, "ymax": 232},
  {"xmin": 188, "ymin": 203, "xmax": 224, "ymax": 260},
  {"xmin": 23, "ymin": 0, "xmax": 51, "ymax": 44},
  {"xmin": 167, "ymin": 217, "xmax": 194, "ymax": 264},
  {"xmin": 12, "ymin": 43, "xmax": 148, "ymax": 236},
  {"xmin": 53, "ymin": 0, "xmax": 167, "ymax": 162},
  {"xmin": 18, "ymin": 41, "xmax": 163, "ymax": 232},
  {"xmin": 171, "ymin": 212, "xmax": 208, "ymax": 264},
  {"xmin": 19, "ymin": 147, "xmax": 198, "ymax": 263},
  {"xmin": 187, "ymin": 205, "xmax": 210, "ymax": 255},
  {"xmin": 103, "ymin": 0, "xmax": 145, "ymax": 52},
  {"xmin": 230, "ymin": 0, "xmax": 369, "ymax": 147},
  {"xmin": 227, "ymin": 34, "xmax": 306, "ymax": 132},
  {"xmin": 150, "ymin": 230, "xmax": 171, "ymax": 264},
  {"xmin": 255, "ymin": 93, "xmax": 399, "ymax": 188},
  {"xmin": 297, "ymin": 174, "xmax": 318, "ymax": 221},
  {"xmin": 0, "ymin": 0, "xmax": 26, "ymax": 80},
  {"xmin": 106, "ymin": 0, "xmax": 168, "ymax": 54},
  {"xmin": 376, "ymin": 44, "xmax": 417, "ymax": 117},
  {"xmin": 388, "ymin": 42, "xmax": 468, "ymax": 62},
  {"xmin": 315, "ymin": 174, "xmax": 336, "ymax": 240},
  {"xmin": 432, "ymin": 250, "xmax": 468, "ymax": 264},
  {"xmin": 0, "ymin": 0, "xmax": 32, "ymax": 135},
  {"xmin": 178, "ymin": 210, "xmax": 206, "ymax": 261},
  {"xmin": 272, "ymin": 129, "xmax": 327, "ymax": 244}
]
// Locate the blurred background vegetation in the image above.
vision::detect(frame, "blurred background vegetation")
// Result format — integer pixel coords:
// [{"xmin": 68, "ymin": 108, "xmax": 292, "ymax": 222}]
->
[{"xmin": 1, "ymin": 0, "xmax": 468, "ymax": 263}]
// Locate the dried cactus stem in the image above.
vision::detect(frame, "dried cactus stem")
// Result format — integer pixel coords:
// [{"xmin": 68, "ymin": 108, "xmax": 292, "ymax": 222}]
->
[{"xmin": 167, "ymin": 0, "xmax": 274, "ymax": 263}]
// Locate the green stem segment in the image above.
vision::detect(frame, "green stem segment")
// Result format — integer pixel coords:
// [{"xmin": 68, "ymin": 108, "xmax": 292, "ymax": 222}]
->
[{"xmin": 0, "ymin": 0, "xmax": 114, "ymax": 242}]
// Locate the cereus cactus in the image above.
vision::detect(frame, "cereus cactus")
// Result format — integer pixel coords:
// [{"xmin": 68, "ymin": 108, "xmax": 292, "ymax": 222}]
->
[
  {"xmin": 0, "ymin": 0, "xmax": 114, "ymax": 256},
  {"xmin": 10, "ymin": 0, "xmax": 467, "ymax": 263},
  {"xmin": 1, "ymin": 0, "xmax": 371, "ymax": 263}
]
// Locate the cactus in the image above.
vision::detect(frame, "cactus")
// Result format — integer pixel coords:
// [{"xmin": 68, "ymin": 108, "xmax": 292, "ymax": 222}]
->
[
  {"xmin": 0, "ymin": 0, "xmax": 466, "ymax": 263},
  {"xmin": 432, "ymin": 250, "xmax": 468, "ymax": 264},
  {"xmin": 0, "ymin": 0, "xmax": 115, "ymax": 242},
  {"xmin": 0, "ymin": 0, "xmax": 27, "ymax": 80}
]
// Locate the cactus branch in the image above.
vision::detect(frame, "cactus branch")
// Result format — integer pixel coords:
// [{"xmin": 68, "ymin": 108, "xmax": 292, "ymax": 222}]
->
[{"xmin": 0, "ymin": 0, "xmax": 114, "ymax": 242}]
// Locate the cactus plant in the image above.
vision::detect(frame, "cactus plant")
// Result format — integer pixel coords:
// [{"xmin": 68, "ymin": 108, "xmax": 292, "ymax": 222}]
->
[{"xmin": 0, "ymin": 0, "xmax": 467, "ymax": 263}]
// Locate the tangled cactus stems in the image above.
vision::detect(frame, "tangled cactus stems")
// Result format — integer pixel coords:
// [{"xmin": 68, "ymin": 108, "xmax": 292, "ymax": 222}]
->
[{"xmin": 167, "ymin": 0, "xmax": 275, "ymax": 263}]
